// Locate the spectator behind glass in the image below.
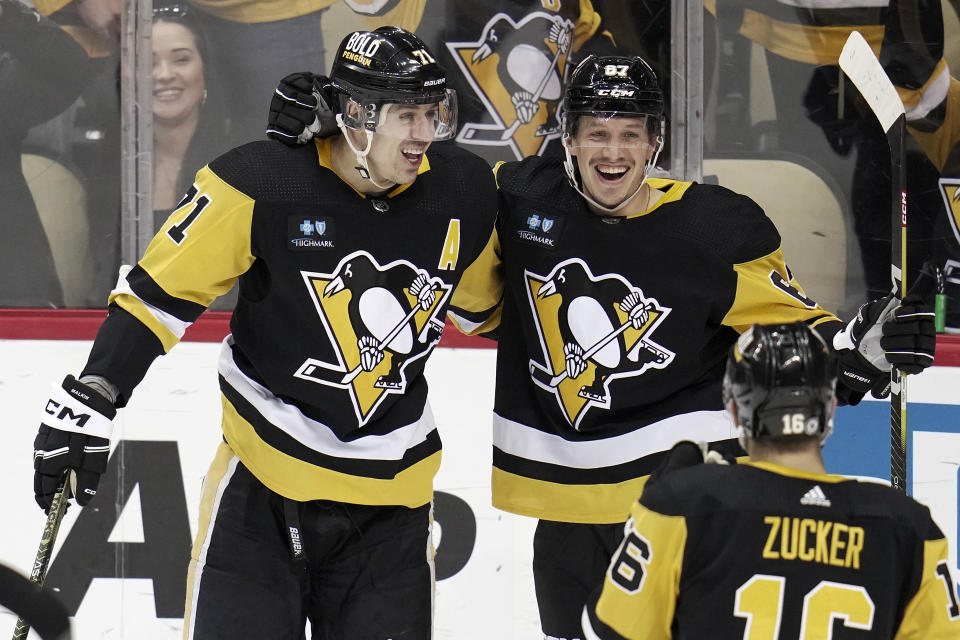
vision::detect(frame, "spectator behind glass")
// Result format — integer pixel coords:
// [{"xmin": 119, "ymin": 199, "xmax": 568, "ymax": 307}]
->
[
  {"xmin": 152, "ymin": 5, "xmax": 235, "ymax": 226},
  {"xmin": 0, "ymin": 0, "xmax": 90, "ymax": 308},
  {"xmin": 152, "ymin": 3, "xmax": 240, "ymax": 309},
  {"xmin": 186, "ymin": 0, "xmax": 332, "ymax": 140}
]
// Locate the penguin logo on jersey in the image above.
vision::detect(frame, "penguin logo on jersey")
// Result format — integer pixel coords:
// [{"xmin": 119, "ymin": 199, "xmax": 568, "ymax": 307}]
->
[
  {"xmin": 940, "ymin": 177, "xmax": 960, "ymax": 245},
  {"xmin": 294, "ymin": 251, "xmax": 451, "ymax": 425},
  {"xmin": 526, "ymin": 259, "xmax": 675, "ymax": 429},
  {"xmin": 447, "ymin": 11, "xmax": 574, "ymax": 159}
]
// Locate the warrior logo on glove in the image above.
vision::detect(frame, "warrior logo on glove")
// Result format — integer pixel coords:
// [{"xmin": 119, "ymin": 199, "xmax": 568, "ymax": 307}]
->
[
  {"xmin": 526, "ymin": 258, "xmax": 675, "ymax": 428},
  {"xmin": 293, "ymin": 251, "xmax": 452, "ymax": 425}
]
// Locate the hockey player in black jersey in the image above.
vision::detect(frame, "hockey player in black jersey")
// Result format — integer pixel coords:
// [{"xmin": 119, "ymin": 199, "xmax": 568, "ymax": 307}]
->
[
  {"xmin": 583, "ymin": 321, "xmax": 960, "ymax": 639},
  {"xmin": 265, "ymin": 52, "xmax": 937, "ymax": 640},
  {"xmin": 30, "ymin": 26, "xmax": 498, "ymax": 639}
]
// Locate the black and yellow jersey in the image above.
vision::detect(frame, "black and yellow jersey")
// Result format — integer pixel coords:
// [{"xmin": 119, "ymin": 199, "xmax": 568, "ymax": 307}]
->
[
  {"xmin": 186, "ymin": 0, "xmax": 337, "ymax": 23},
  {"xmin": 705, "ymin": 0, "xmax": 957, "ymax": 172},
  {"xmin": 449, "ymin": 155, "xmax": 841, "ymax": 524},
  {"xmin": 81, "ymin": 137, "xmax": 497, "ymax": 508},
  {"xmin": 584, "ymin": 461, "xmax": 960, "ymax": 640}
]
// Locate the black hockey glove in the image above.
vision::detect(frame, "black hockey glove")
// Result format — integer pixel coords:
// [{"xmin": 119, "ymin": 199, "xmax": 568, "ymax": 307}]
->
[
  {"xmin": 647, "ymin": 441, "xmax": 733, "ymax": 487},
  {"xmin": 266, "ymin": 71, "xmax": 339, "ymax": 145},
  {"xmin": 834, "ymin": 292, "xmax": 936, "ymax": 401},
  {"xmin": 34, "ymin": 375, "xmax": 116, "ymax": 512}
]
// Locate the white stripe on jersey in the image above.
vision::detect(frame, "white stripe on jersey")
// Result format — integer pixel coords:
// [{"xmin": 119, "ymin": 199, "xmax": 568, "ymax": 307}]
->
[
  {"xmin": 112, "ymin": 270, "xmax": 193, "ymax": 339},
  {"xmin": 493, "ymin": 409, "xmax": 736, "ymax": 469},
  {"xmin": 218, "ymin": 338, "xmax": 437, "ymax": 461},
  {"xmin": 905, "ymin": 65, "xmax": 951, "ymax": 122}
]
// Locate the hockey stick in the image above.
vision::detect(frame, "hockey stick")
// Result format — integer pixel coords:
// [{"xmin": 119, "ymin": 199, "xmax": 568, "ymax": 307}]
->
[
  {"xmin": 839, "ymin": 31, "xmax": 909, "ymax": 492},
  {"xmin": 12, "ymin": 473, "xmax": 70, "ymax": 640},
  {"xmin": 340, "ymin": 284, "xmax": 439, "ymax": 385},
  {"xmin": 529, "ymin": 320, "xmax": 631, "ymax": 388}
]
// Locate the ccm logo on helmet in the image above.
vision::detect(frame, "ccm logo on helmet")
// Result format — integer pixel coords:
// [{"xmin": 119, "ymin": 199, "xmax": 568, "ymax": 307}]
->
[{"xmin": 596, "ymin": 88, "xmax": 635, "ymax": 98}]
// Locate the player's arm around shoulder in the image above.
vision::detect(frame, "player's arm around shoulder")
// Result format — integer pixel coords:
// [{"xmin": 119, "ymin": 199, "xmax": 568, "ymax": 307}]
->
[
  {"xmin": 445, "ymin": 152, "xmax": 503, "ymax": 336},
  {"xmin": 894, "ymin": 506, "xmax": 960, "ymax": 639},
  {"xmin": 582, "ymin": 482, "xmax": 687, "ymax": 640}
]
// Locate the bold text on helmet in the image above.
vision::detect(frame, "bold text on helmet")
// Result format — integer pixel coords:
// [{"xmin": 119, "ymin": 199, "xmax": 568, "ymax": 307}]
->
[{"xmin": 345, "ymin": 33, "xmax": 381, "ymax": 58}]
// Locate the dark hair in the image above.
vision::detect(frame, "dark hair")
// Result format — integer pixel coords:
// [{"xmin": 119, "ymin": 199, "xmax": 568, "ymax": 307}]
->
[
  {"xmin": 150, "ymin": 4, "xmax": 233, "ymax": 225},
  {"xmin": 152, "ymin": 3, "xmax": 210, "ymax": 70}
]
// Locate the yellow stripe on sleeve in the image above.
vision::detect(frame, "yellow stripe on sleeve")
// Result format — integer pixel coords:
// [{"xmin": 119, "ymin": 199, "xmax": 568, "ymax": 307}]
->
[
  {"xmin": 895, "ymin": 536, "xmax": 960, "ymax": 639},
  {"xmin": 738, "ymin": 10, "xmax": 884, "ymax": 66},
  {"xmin": 143, "ymin": 165, "xmax": 256, "ymax": 307},
  {"xmin": 448, "ymin": 228, "xmax": 504, "ymax": 335},
  {"xmin": 724, "ymin": 249, "xmax": 837, "ymax": 334},
  {"xmin": 593, "ymin": 500, "xmax": 685, "ymax": 640}
]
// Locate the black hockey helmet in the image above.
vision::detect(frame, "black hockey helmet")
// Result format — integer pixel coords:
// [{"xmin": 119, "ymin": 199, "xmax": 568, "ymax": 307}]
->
[
  {"xmin": 562, "ymin": 54, "xmax": 664, "ymax": 138},
  {"xmin": 330, "ymin": 26, "xmax": 456, "ymax": 139},
  {"xmin": 722, "ymin": 322, "xmax": 837, "ymax": 441}
]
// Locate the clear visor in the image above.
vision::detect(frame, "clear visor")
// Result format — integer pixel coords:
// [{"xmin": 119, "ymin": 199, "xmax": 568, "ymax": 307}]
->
[
  {"xmin": 565, "ymin": 113, "xmax": 654, "ymax": 149},
  {"xmin": 338, "ymin": 89, "xmax": 458, "ymax": 141}
]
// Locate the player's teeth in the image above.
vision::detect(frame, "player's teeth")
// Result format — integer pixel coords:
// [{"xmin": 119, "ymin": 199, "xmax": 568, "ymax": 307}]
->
[{"xmin": 597, "ymin": 167, "xmax": 627, "ymax": 175}]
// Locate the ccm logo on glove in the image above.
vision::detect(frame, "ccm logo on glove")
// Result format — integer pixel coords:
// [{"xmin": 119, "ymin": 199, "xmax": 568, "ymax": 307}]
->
[{"xmin": 41, "ymin": 379, "xmax": 115, "ymax": 438}]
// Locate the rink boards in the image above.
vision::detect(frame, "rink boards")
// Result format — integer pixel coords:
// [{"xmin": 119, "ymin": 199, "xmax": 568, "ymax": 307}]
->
[{"xmin": 0, "ymin": 338, "xmax": 957, "ymax": 638}]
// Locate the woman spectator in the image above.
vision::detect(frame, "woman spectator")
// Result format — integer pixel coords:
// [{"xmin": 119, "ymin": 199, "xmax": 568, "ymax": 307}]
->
[{"xmin": 152, "ymin": 5, "xmax": 235, "ymax": 226}]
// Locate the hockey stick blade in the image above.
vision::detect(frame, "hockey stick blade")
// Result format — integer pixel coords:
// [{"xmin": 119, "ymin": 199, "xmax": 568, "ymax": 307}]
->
[
  {"xmin": 12, "ymin": 473, "xmax": 70, "ymax": 640},
  {"xmin": 838, "ymin": 31, "xmax": 905, "ymax": 134}
]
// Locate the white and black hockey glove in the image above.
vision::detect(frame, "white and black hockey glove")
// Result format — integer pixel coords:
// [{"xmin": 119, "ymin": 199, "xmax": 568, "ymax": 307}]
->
[
  {"xmin": 834, "ymin": 292, "xmax": 936, "ymax": 400},
  {"xmin": 266, "ymin": 71, "xmax": 339, "ymax": 145},
  {"xmin": 33, "ymin": 375, "xmax": 116, "ymax": 512}
]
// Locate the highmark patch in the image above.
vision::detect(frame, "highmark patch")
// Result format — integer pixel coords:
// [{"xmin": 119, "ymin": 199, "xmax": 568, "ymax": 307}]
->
[
  {"xmin": 515, "ymin": 211, "xmax": 563, "ymax": 249},
  {"xmin": 288, "ymin": 216, "xmax": 336, "ymax": 250}
]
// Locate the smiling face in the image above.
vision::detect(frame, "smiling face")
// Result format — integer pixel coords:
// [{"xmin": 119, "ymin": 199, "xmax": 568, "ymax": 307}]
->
[
  {"xmin": 568, "ymin": 115, "xmax": 656, "ymax": 209},
  {"xmin": 152, "ymin": 21, "xmax": 205, "ymax": 126},
  {"xmin": 355, "ymin": 102, "xmax": 439, "ymax": 186}
]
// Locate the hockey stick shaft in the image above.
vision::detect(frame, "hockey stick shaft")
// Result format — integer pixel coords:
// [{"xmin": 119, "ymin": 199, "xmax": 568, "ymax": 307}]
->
[
  {"xmin": 839, "ymin": 31, "xmax": 909, "ymax": 491},
  {"xmin": 12, "ymin": 473, "xmax": 70, "ymax": 640},
  {"xmin": 888, "ymin": 120, "xmax": 909, "ymax": 492}
]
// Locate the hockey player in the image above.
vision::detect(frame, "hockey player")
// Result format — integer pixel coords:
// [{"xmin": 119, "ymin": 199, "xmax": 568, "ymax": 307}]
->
[
  {"xmin": 265, "ymin": 53, "xmax": 937, "ymax": 640},
  {"xmin": 582, "ymin": 321, "xmax": 960, "ymax": 639},
  {"xmin": 263, "ymin": 0, "xmax": 648, "ymax": 166},
  {"xmin": 31, "ymin": 26, "xmax": 498, "ymax": 639}
]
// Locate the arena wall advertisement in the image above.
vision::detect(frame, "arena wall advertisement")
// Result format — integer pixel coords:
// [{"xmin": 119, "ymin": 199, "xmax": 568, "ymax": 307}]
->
[{"xmin": 0, "ymin": 333, "xmax": 958, "ymax": 638}]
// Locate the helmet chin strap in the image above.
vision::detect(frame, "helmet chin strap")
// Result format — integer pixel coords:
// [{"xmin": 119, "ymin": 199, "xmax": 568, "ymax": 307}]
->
[
  {"xmin": 336, "ymin": 113, "xmax": 397, "ymax": 191},
  {"xmin": 562, "ymin": 134, "xmax": 664, "ymax": 215}
]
